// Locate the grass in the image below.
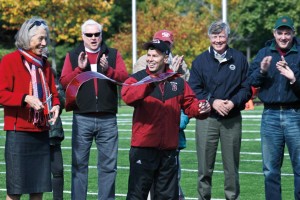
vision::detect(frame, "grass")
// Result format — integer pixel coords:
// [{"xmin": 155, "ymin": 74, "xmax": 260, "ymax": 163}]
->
[{"xmin": 0, "ymin": 105, "xmax": 296, "ymax": 199}]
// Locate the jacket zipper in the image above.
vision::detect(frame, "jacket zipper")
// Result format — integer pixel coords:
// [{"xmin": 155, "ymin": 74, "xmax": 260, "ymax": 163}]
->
[
  {"xmin": 159, "ymin": 81, "xmax": 166, "ymax": 103},
  {"xmin": 96, "ymin": 95, "xmax": 99, "ymax": 112},
  {"xmin": 159, "ymin": 81, "xmax": 166, "ymax": 149},
  {"xmin": 94, "ymin": 52, "xmax": 101, "ymax": 112}
]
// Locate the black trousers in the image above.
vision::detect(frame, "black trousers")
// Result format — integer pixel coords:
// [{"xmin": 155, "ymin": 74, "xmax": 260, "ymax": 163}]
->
[
  {"xmin": 126, "ymin": 147, "xmax": 179, "ymax": 200},
  {"xmin": 50, "ymin": 144, "xmax": 64, "ymax": 200}
]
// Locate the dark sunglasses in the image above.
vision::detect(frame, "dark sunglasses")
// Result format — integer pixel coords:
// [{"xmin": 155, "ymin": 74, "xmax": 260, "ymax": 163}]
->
[
  {"xmin": 84, "ymin": 32, "xmax": 101, "ymax": 38},
  {"xmin": 29, "ymin": 21, "xmax": 46, "ymax": 30}
]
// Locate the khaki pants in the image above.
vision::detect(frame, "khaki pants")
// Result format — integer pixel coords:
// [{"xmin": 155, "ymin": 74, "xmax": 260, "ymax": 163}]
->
[{"xmin": 195, "ymin": 115, "xmax": 242, "ymax": 200}]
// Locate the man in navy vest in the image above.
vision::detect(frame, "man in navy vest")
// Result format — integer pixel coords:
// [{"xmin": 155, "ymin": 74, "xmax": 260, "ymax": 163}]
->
[{"xmin": 60, "ymin": 19, "xmax": 128, "ymax": 200}]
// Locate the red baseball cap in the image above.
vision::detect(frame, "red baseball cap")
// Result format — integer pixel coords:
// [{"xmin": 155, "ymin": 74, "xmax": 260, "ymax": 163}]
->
[{"xmin": 153, "ymin": 30, "xmax": 174, "ymax": 44}]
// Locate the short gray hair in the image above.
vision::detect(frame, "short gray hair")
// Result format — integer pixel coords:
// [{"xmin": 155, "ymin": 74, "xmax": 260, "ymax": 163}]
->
[
  {"xmin": 208, "ymin": 21, "xmax": 230, "ymax": 37},
  {"xmin": 15, "ymin": 17, "xmax": 50, "ymax": 50},
  {"xmin": 81, "ymin": 19, "xmax": 103, "ymax": 34}
]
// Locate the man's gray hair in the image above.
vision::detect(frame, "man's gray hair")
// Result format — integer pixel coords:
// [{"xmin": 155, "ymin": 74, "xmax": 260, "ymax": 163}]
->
[
  {"xmin": 208, "ymin": 21, "xmax": 230, "ymax": 37},
  {"xmin": 15, "ymin": 17, "xmax": 50, "ymax": 50},
  {"xmin": 81, "ymin": 19, "xmax": 103, "ymax": 34}
]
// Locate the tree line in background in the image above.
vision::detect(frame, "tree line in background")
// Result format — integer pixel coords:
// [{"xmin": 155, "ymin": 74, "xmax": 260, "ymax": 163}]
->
[{"xmin": 0, "ymin": 0, "xmax": 300, "ymax": 75}]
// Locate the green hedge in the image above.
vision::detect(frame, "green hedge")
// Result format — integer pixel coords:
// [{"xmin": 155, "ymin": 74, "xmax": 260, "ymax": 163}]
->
[{"xmin": 0, "ymin": 47, "xmax": 14, "ymax": 60}]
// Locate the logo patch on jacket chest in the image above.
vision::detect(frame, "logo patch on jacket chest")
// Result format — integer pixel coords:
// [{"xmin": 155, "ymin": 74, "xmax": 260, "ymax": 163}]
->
[
  {"xmin": 229, "ymin": 64, "xmax": 236, "ymax": 70},
  {"xmin": 170, "ymin": 82, "xmax": 178, "ymax": 91}
]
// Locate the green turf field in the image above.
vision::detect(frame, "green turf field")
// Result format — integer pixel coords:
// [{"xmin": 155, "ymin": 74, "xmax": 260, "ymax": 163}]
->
[{"xmin": 0, "ymin": 105, "xmax": 295, "ymax": 199}]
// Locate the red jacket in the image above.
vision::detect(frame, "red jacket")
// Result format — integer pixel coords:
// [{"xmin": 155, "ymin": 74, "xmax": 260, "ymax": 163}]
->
[
  {"xmin": 121, "ymin": 69, "xmax": 206, "ymax": 150},
  {"xmin": 0, "ymin": 50, "xmax": 60, "ymax": 132}
]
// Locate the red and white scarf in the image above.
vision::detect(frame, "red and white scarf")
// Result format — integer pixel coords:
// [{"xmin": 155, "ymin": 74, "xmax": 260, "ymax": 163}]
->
[{"xmin": 19, "ymin": 49, "xmax": 52, "ymax": 127}]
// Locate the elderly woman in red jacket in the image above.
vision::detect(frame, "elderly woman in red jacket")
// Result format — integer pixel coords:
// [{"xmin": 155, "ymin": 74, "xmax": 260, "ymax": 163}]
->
[{"xmin": 0, "ymin": 17, "xmax": 60, "ymax": 200}]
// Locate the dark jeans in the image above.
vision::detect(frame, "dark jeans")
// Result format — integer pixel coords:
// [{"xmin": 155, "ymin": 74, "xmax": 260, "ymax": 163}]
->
[
  {"xmin": 50, "ymin": 144, "xmax": 64, "ymax": 200},
  {"xmin": 261, "ymin": 108, "xmax": 300, "ymax": 200},
  {"xmin": 71, "ymin": 113, "xmax": 118, "ymax": 200}
]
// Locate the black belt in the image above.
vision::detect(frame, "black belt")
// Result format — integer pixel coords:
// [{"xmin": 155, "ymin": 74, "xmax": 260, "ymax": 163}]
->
[
  {"xmin": 264, "ymin": 103, "xmax": 300, "ymax": 110},
  {"xmin": 75, "ymin": 112, "xmax": 114, "ymax": 117}
]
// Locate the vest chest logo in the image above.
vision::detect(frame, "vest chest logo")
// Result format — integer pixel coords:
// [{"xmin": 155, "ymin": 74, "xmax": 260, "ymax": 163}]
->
[
  {"xmin": 229, "ymin": 64, "xmax": 236, "ymax": 70},
  {"xmin": 170, "ymin": 82, "xmax": 178, "ymax": 91}
]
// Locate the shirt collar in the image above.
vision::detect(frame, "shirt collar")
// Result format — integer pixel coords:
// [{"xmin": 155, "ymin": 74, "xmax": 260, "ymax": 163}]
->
[{"xmin": 85, "ymin": 47, "xmax": 101, "ymax": 53}]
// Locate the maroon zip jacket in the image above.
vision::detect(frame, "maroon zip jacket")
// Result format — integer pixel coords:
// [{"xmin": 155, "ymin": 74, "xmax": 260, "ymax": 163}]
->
[
  {"xmin": 0, "ymin": 50, "xmax": 60, "ymax": 132},
  {"xmin": 121, "ymin": 68, "xmax": 207, "ymax": 150}
]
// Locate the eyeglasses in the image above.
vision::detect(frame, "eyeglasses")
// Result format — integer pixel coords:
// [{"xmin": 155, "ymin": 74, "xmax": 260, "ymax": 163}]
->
[
  {"xmin": 29, "ymin": 21, "xmax": 46, "ymax": 30},
  {"xmin": 83, "ymin": 32, "xmax": 101, "ymax": 38}
]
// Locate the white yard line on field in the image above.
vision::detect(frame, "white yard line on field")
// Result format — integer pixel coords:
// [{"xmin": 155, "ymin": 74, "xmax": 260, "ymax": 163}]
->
[{"xmin": 0, "ymin": 188, "xmax": 222, "ymax": 200}]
